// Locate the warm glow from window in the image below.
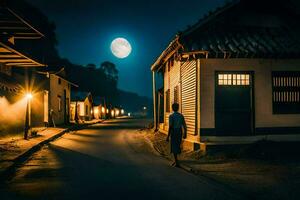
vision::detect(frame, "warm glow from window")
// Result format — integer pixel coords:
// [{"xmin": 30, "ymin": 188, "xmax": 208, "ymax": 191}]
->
[
  {"xmin": 94, "ymin": 108, "xmax": 99, "ymax": 114},
  {"xmin": 102, "ymin": 107, "xmax": 105, "ymax": 113},
  {"xmin": 79, "ymin": 103, "xmax": 84, "ymax": 116},
  {"xmin": 121, "ymin": 109, "xmax": 124, "ymax": 114},
  {"xmin": 218, "ymin": 73, "xmax": 250, "ymax": 86}
]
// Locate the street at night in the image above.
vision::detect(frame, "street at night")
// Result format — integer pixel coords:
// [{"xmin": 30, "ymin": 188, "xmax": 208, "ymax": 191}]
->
[
  {"xmin": 1, "ymin": 118, "xmax": 239, "ymax": 200},
  {"xmin": 1, "ymin": 0, "xmax": 300, "ymax": 199}
]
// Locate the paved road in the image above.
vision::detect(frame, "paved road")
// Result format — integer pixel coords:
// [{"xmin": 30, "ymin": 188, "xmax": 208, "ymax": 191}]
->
[{"xmin": 1, "ymin": 118, "xmax": 241, "ymax": 200}]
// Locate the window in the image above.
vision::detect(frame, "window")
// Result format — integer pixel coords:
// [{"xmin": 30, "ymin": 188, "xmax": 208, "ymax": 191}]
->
[
  {"xmin": 58, "ymin": 78, "xmax": 61, "ymax": 85},
  {"xmin": 58, "ymin": 96, "xmax": 62, "ymax": 112},
  {"xmin": 272, "ymin": 72, "xmax": 300, "ymax": 114},
  {"xmin": 218, "ymin": 73, "xmax": 250, "ymax": 86},
  {"xmin": 174, "ymin": 85, "xmax": 179, "ymax": 103},
  {"xmin": 165, "ymin": 89, "xmax": 170, "ymax": 112}
]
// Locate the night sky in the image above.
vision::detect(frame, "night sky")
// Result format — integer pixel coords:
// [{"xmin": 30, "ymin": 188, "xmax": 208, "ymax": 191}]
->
[{"xmin": 27, "ymin": 0, "xmax": 225, "ymax": 97}]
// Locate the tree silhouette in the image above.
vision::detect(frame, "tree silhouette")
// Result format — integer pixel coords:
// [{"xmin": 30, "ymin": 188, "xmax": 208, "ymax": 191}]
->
[{"xmin": 100, "ymin": 61, "xmax": 118, "ymax": 82}]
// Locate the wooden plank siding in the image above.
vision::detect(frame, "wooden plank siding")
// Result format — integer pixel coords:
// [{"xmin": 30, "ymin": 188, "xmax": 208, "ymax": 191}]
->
[
  {"xmin": 181, "ymin": 60, "xmax": 197, "ymax": 135},
  {"xmin": 170, "ymin": 61, "xmax": 181, "ymax": 109},
  {"xmin": 164, "ymin": 62, "xmax": 170, "ymax": 129}
]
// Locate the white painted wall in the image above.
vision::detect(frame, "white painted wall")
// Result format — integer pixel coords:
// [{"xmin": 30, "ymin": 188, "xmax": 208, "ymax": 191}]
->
[{"xmin": 200, "ymin": 58, "xmax": 300, "ymax": 129}]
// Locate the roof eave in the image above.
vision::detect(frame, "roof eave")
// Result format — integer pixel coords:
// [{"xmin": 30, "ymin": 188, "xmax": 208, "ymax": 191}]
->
[
  {"xmin": 0, "ymin": 41, "xmax": 46, "ymax": 67},
  {"xmin": 151, "ymin": 36, "xmax": 183, "ymax": 71}
]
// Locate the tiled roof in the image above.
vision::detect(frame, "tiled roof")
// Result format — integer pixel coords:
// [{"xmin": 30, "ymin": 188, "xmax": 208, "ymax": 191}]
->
[
  {"xmin": 180, "ymin": 0, "xmax": 300, "ymax": 58},
  {"xmin": 152, "ymin": 0, "xmax": 300, "ymax": 70},
  {"xmin": 181, "ymin": 26, "xmax": 300, "ymax": 58}
]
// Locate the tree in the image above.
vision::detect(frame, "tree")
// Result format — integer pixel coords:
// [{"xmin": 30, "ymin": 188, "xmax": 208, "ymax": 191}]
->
[{"xmin": 100, "ymin": 61, "xmax": 118, "ymax": 82}]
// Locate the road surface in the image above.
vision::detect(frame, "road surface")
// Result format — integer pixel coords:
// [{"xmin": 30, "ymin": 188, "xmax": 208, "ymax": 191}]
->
[{"xmin": 1, "ymin": 118, "xmax": 241, "ymax": 200}]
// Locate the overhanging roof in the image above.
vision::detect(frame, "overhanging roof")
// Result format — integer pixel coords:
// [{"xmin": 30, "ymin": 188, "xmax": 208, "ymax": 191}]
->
[
  {"xmin": 0, "ymin": 7, "xmax": 44, "ymax": 40},
  {"xmin": 0, "ymin": 41, "xmax": 46, "ymax": 67},
  {"xmin": 151, "ymin": 36, "xmax": 183, "ymax": 71}
]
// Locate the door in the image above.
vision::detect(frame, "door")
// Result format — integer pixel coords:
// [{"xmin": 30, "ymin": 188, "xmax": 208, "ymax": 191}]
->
[{"xmin": 215, "ymin": 72, "xmax": 254, "ymax": 136}]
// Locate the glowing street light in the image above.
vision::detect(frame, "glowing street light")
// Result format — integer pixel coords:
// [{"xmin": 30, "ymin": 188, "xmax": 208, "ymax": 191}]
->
[
  {"xmin": 101, "ymin": 107, "xmax": 105, "ymax": 113},
  {"xmin": 26, "ymin": 93, "xmax": 33, "ymax": 100},
  {"xmin": 24, "ymin": 92, "xmax": 33, "ymax": 140},
  {"xmin": 121, "ymin": 109, "xmax": 124, "ymax": 115}
]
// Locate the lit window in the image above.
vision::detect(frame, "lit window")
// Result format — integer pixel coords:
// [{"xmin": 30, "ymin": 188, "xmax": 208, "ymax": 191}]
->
[{"xmin": 217, "ymin": 73, "xmax": 250, "ymax": 86}]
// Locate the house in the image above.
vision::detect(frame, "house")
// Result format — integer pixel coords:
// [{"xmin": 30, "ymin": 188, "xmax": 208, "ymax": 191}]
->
[
  {"xmin": 151, "ymin": 0, "xmax": 300, "ymax": 150},
  {"xmin": 70, "ymin": 91, "xmax": 93, "ymax": 121},
  {"xmin": 0, "ymin": 6, "xmax": 45, "ymax": 136},
  {"xmin": 42, "ymin": 69, "xmax": 77, "ymax": 126},
  {"xmin": 93, "ymin": 96, "xmax": 106, "ymax": 119}
]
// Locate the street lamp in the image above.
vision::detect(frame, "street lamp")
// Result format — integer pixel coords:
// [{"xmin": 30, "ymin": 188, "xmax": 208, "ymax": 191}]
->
[{"xmin": 24, "ymin": 92, "xmax": 33, "ymax": 140}]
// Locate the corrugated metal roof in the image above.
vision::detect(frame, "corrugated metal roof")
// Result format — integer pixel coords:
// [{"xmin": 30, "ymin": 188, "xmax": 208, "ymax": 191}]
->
[
  {"xmin": 0, "ymin": 7, "xmax": 44, "ymax": 40},
  {"xmin": 0, "ymin": 41, "xmax": 45, "ymax": 67}
]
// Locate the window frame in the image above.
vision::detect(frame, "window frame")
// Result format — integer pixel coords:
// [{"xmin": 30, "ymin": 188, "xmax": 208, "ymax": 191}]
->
[
  {"xmin": 217, "ymin": 72, "xmax": 251, "ymax": 86},
  {"xmin": 272, "ymin": 71, "xmax": 300, "ymax": 114}
]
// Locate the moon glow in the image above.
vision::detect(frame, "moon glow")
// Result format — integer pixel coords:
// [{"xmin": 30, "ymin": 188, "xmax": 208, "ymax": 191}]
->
[{"xmin": 110, "ymin": 38, "xmax": 132, "ymax": 58}]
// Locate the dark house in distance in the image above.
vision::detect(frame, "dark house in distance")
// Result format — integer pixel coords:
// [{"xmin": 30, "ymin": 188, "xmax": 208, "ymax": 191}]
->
[{"xmin": 152, "ymin": 0, "xmax": 300, "ymax": 150}]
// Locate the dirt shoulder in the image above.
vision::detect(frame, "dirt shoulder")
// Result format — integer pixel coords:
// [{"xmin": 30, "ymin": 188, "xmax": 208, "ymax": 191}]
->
[{"xmin": 141, "ymin": 129, "xmax": 300, "ymax": 200}]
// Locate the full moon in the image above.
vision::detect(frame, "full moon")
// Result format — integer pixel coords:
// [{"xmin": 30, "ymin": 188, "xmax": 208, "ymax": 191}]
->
[{"xmin": 110, "ymin": 37, "xmax": 132, "ymax": 59}]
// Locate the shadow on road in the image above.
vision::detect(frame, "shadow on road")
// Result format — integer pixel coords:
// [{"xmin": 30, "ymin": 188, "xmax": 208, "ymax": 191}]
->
[{"xmin": 2, "ymin": 144, "xmax": 167, "ymax": 200}]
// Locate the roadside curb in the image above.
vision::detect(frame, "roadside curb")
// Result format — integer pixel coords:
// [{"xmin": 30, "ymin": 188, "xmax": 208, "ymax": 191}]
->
[{"xmin": 0, "ymin": 121, "xmax": 101, "ymax": 181}]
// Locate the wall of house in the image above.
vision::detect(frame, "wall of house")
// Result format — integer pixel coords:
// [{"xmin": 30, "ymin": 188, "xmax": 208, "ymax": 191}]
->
[
  {"xmin": 83, "ymin": 97, "xmax": 93, "ymax": 120},
  {"xmin": 163, "ymin": 62, "xmax": 170, "ymax": 129},
  {"xmin": 163, "ymin": 60, "xmax": 181, "ymax": 128},
  {"xmin": 200, "ymin": 58, "xmax": 300, "ymax": 132},
  {"xmin": 31, "ymin": 90, "xmax": 46, "ymax": 127},
  {"xmin": 161, "ymin": 59, "xmax": 200, "ymax": 144},
  {"xmin": 49, "ymin": 74, "xmax": 71, "ymax": 125}
]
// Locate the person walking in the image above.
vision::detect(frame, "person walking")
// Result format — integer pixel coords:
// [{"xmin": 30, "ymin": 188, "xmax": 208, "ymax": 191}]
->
[{"xmin": 166, "ymin": 103, "xmax": 187, "ymax": 167}]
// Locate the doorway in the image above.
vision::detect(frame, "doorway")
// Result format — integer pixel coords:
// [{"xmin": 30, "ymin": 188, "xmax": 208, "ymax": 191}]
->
[{"xmin": 215, "ymin": 72, "xmax": 254, "ymax": 136}]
